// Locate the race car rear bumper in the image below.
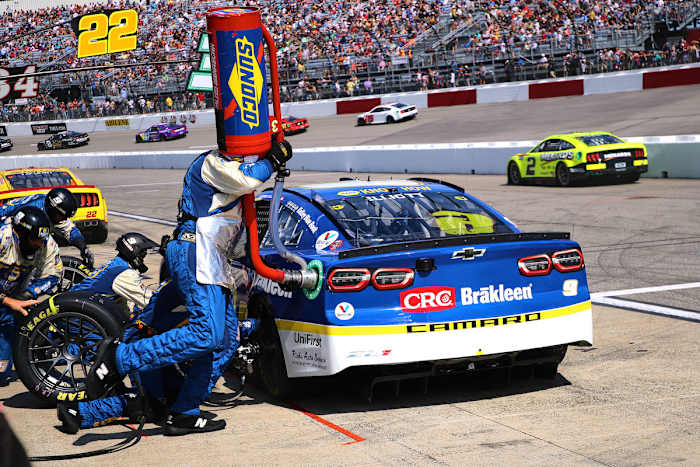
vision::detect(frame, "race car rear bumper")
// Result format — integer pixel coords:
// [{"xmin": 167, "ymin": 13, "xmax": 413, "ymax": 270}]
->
[
  {"xmin": 74, "ymin": 219, "xmax": 108, "ymax": 244},
  {"xmin": 570, "ymin": 159, "xmax": 648, "ymax": 178},
  {"xmin": 278, "ymin": 301, "xmax": 593, "ymax": 378}
]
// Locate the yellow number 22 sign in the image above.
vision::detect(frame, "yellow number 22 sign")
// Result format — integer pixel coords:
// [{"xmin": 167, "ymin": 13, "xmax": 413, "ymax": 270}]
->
[{"xmin": 76, "ymin": 9, "xmax": 138, "ymax": 58}]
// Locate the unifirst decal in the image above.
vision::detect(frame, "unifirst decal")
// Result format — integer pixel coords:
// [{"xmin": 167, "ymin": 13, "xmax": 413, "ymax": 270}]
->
[{"xmin": 229, "ymin": 36, "xmax": 263, "ymax": 129}]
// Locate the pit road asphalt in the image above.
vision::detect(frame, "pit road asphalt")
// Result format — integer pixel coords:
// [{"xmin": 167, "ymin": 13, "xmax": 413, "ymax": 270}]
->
[{"xmin": 1, "ymin": 85, "xmax": 699, "ymax": 466}]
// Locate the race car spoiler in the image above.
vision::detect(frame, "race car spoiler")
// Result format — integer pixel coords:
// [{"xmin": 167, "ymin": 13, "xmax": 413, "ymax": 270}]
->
[{"xmin": 338, "ymin": 232, "xmax": 571, "ymax": 259}]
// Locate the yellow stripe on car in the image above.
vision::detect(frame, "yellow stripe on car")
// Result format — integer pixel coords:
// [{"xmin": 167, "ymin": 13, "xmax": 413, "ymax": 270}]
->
[
  {"xmin": 633, "ymin": 159, "xmax": 648, "ymax": 166},
  {"xmin": 276, "ymin": 300, "xmax": 592, "ymax": 336},
  {"xmin": 585, "ymin": 163, "xmax": 606, "ymax": 170}
]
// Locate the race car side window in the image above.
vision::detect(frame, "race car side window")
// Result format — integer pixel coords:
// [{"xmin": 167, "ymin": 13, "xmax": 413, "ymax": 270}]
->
[
  {"xmin": 541, "ymin": 139, "xmax": 561, "ymax": 151},
  {"xmin": 371, "ymin": 107, "xmax": 385, "ymax": 113},
  {"xmin": 559, "ymin": 140, "xmax": 575, "ymax": 150},
  {"xmin": 261, "ymin": 205, "xmax": 304, "ymax": 248},
  {"xmin": 530, "ymin": 141, "xmax": 546, "ymax": 153}
]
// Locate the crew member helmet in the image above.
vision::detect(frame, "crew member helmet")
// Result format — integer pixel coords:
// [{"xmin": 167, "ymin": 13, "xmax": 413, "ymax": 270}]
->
[
  {"xmin": 116, "ymin": 232, "xmax": 159, "ymax": 274},
  {"xmin": 13, "ymin": 206, "xmax": 51, "ymax": 260},
  {"xmin": 44, "ymin": 187, "xmax": 78, "ymax": 223}
]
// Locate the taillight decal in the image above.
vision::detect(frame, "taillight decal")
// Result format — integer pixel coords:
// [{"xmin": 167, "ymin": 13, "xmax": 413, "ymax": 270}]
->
[
  {"xmin": 518, "ymin": 254, "xmax": 552, "ymax": 276},
  {"xmin": 372, "ymin": 268, "xmax": 414, "ymax": 290},
  {"xmin": 552, "ymin": 249, "xmax": 584, "ymax": 272},
  {"xmin": 327, "ymin": 268, "xmax": 370, "ymax": 292}
]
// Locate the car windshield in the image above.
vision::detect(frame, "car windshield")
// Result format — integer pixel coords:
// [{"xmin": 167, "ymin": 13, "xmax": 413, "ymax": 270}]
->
[
  {"xmin": 283, "ymin": 115, "xmax": 298, "ymax": 120},
  {"xmin": 575, "ymin": 134, "xmax": 623, "ymax": 146},
  {"xmin": 5, "ymin": 171, "xmax": 75, "ymax": 188},
  {"xmin": 318, "ymin": 189, "xmax": 514, "ymax": 247}
]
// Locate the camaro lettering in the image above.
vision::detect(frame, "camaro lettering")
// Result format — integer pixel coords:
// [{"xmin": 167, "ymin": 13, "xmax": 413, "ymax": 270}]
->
[
  {"xmin": 461, "ymin": 284, "xmax": 533, "ymax": 305},
  {"xmin": 406, "ymin": 312, "xmax": 542, "ymax": 333}
]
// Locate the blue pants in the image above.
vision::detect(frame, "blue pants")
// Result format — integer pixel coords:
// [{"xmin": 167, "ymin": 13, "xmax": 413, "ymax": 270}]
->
[
  {"xmin": 0, "ymin": 306, "xmax": 14, "ymax": 384},
  {"xmin": 79, "ymin": 280, "xmax": 240, "ymax": 427},
  {"xmin": 115, "ymin": 239, "xmax": 233, "ymax": 415}
]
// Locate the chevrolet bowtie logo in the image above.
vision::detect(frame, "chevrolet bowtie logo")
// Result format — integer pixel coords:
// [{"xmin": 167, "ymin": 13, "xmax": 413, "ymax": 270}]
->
[{"xmin": 451, "ymin": 247, "xmax": 486, "ymax": 260}]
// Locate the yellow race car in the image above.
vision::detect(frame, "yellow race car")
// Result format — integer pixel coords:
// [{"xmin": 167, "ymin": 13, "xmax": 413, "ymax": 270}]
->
[
  {"xmin": 0, "ymin": 167, "xmax": 108, "ymax": 243},
  {"xmin": 507, "ymin": 132, "xmax": 648, "ymax": 186}
]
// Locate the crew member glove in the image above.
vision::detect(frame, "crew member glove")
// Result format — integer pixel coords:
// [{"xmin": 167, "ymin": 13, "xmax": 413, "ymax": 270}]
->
[
  {"xmin": 81, "ymin": 248, "xmax": 95, "ymax": 270},
  {"xmin": 265, "ymin": 139, "xmax": 293, "ymax": 171}
]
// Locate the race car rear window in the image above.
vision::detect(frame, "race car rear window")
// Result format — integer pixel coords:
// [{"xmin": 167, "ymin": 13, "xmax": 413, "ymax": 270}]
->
[
  {"xmin": 319, "ymin": 189, "xmax": 514, "ymax": 247},
  {"xmin": 576, "ymin": 134, "xmax": 623, "ymax": 146},
  {"xmin": 5, "ymin": 171, "xmax": 75, "ymax": 189},
  {"xmin": 393, "ymin": 103, "xmax": 408, "ymax": 108}
]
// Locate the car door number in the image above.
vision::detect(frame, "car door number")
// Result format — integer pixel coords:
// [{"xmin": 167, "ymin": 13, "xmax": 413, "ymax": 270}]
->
[{"xmin": 526, "ymin": 157, "xmax": 536, "ymax": 176}]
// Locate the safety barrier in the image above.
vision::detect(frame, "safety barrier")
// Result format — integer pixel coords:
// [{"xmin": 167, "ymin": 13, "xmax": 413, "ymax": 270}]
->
[
  {"xmin": 1, "ymin": 135, "xmax": 698, "ymax": 178},
  {"xmin": 4, "ymin": 63, "xmax": 700, "ymax": 137}
]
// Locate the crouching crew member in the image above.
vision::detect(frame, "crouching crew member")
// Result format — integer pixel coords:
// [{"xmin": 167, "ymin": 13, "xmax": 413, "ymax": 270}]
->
[{"xmin": 0, "ymin": 207, "xmax": 62, "ymax": 385}]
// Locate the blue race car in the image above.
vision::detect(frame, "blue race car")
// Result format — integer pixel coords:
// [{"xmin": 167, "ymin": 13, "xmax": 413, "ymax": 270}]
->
[
  {"xmin": 135, "ymin": 123, "xmax": 188, "ymax": 143},
  {"xmin": 246, "ymin": 179, "xmax": 593, "ymax": 397}
]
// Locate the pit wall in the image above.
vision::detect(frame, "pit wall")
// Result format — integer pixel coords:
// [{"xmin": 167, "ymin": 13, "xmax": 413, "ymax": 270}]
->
[
  {"xmin": 3, "ymin": 63, "xmax": 700, "ymax": 137},
  {"xmin": 1, "ymin": 134, "xmax": 698, "ymax": 178}
]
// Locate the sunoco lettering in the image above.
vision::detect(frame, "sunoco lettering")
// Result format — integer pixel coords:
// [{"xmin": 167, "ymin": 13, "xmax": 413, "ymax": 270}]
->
[
  {"xmin": 234, "ymin": 37, "xmax": 259, "ymax": 129},
  {"xmin": 460, "ymin": 284, "xmax": 533, "ymax": 305},
  {"xmin": 406, "ymin": 312, "xmax": 542, "ymax": 333}
]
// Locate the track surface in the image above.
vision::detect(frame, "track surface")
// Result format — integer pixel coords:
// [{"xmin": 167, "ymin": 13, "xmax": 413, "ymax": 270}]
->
[
  {"xmin": 2, "ymin": 87, "xmax": 700, "ymax": 465},
  {"xmin": 5, "ymin": 84, "xmax": 700, "ymax": 155}
]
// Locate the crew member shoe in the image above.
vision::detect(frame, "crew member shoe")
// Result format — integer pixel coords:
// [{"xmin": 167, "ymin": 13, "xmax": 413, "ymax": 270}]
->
[
  {"xmin": 163, "ymin": 413, "xmax": 226, "ymax": 436},
  {"xmin": 57, "ymin": 401, "xmax": 81, "ymax": 434},
  {"xmin": 86, "ymin": 338, "xmax": 122, "ymax": 399},
  {"xmin": 124, "ymin": 393, "xmax": 169, "ymax": 425}
]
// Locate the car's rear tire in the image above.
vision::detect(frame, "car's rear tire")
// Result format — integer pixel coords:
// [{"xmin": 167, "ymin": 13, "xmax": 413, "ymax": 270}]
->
[
  {"xmin": 255, "ymin": 314, "xmax": 295, "ymax": 398},
  {"xmin": 387, "ymin": 116, "xmax": 395, "ymax": 124},
  {"xmin": 13, "ymin": 293, "xmax": 127, "ymax": 404},
  {"xmin": 556, "ymin": 162, "xmax": 571, "ymax": 187},
  {"xmin": 507, "ymin": 162, "xmax": 522, "ymax": 185}
]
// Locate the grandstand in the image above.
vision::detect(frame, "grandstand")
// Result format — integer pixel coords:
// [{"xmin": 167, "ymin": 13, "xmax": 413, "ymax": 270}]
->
[{"xmin": 0, "ymin": 0, "xmax": 698, "ymax": 122}]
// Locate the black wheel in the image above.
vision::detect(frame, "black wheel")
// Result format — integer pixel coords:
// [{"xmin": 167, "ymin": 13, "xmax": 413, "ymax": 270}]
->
[
  {"xmin": 13, "ymin": 293, "xmax": 127, "ymax": 403},
  {"xmin": 507, "ymin": 162, "xmax": 522, "ymax": 185},
  {"xmin": 254, "ymin": 314, "xmax": 295, "ymax": 398},
  {"xmin": 87, "ymin": 223, "xmax": 108, "ymax": 244},
  {"xmin": 556, "ymin": 162, "xmax": 571, "ymax": 187},
  {"xmin": 357, "ymin": 120, "xmax": 365, "ymax": 126},
  {"xmin": 386, "ymin": 116, "xmax": 395, "ymax": 124},
  {"xmin": 59, "ymin": 256, "xmax": 91, "ymax": 292},
  {"xmin": 135, "ymin": 136, "xmax": 141, "ymax": 143},
  {"xmin": 622, "ymin": 173, "xmax": 640, "ymax": 183}
]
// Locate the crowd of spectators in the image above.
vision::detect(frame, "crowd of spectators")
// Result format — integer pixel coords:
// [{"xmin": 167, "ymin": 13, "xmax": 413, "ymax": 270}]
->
[{"xmin": 0, "ymin": 0, "xmax": 697, "ymax": 120}]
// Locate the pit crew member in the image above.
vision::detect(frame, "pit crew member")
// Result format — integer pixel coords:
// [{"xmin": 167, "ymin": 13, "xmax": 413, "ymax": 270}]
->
[
  {"xmin": 0, "ymin": 187, "xmax": 94, "ymax": 269},
  {"xmin": 88, "ymin": 139, "xmax": 292, "ymax": 435},
  {"xmin": 0, "ymin": 207, "xmax": 62, "ymax": 385}
]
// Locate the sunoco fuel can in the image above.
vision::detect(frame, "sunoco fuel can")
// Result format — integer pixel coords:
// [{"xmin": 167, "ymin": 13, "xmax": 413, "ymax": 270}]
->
[{"xmin": 207, "ymin": 7, "xmax": 271, "ymax": 157}]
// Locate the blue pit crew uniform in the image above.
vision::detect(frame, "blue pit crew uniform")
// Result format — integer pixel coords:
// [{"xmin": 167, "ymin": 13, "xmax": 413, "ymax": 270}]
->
[
  {"xmin": 0, "ymin": 224, "xmax": 62, "ymax": 383},
  {"xmin": 113, "ymin": 150, "xmax": 274, "ymax": 416},
  {"xmin": 0, "ymin": 194, "xmax": 87, "ymax": 251},
  {"xmin": 71, "ymin": 256, "xmax": 245, "ymax": 428}
]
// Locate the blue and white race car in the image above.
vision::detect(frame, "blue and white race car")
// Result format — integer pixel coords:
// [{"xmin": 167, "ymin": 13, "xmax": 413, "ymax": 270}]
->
[{"xmin": 247, "ymin": 179, "xmax": 593, "ymax": 396}]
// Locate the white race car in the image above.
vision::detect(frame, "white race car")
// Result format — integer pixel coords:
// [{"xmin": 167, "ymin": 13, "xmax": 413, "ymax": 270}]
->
[{"xmin": 357, "ymin": 102, "xmax": 417, "ymax": 126}]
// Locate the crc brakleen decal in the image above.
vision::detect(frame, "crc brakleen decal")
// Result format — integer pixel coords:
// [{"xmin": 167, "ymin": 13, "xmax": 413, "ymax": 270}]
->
[
  {"xmin": 461, "ymin": 283, "xmax": 533, "ymax": 305},
  {"xmin": 334, "ymin": 302, "xmax": 355, "ymax": 320},
  {"xmin": 316, "ymin": 230, "xmax": 339, "ymax": 250},
  {"xmin": 400, "ymin": 286, "xmax": 456, "ymax": 312},
  {"xmin": 285, "ymin": 200, "xmax": 318, "ymax": 233}
]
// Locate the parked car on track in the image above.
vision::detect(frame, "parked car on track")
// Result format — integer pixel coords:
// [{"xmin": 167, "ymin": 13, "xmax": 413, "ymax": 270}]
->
[
  {"xmin": 357, "ymin": 103, "xmax": 417, "ymax": 126},
  {"xmin": 246, "ymin": 178, "xmax": 593, "ymax": 397},
  {"xmin": 0, "ymin": 167, "xmax": 108, "ymax": 243},
  {"xmin": 281, "ymin": 115, "xmax": 309, "ymax": 135},
  {"xmin": 37, "ymin": 131, "xmax": 90, "ymax": 151},
  {"xmin": 135, "ymin": 123, "xmax": 188, "ymax": 143},
  {"xmin": 507, "ymin": 132, "xmax": 648, "ymax": 186},
  {"xmin": 0, "ymin": 136, "xmax": 12, "ymax": 152}
]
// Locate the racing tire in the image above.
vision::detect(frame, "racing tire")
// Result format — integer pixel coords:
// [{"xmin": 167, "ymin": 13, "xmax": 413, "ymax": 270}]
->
[
  {"xmin": 13, "ymin": 293, "xmax": 127, "ymax": 404},
  {"xmin": 58, "ymin": 256, "xmax": 91, "ymax": 292},
  {"xmin": 87, "ymin": 224, "xmax": 108, "ymax": 244},
  {"xmin": 357, "ymin": 120, "xmax": 365, "ymax": 127},
  {"xmin": 386, "ymin": 116, "xmax": 395, "ymax": 124},
  {"xmin": 555, "ymin": 162, "xmax": 571, "ymax": 187},
  {"xmin": 135, "ymin": 136, "xmax": 141, "ymax": 143},
  {"xmin": 37, "ymin": 143, "xmax": 44, "ymax": 151},
  {"xmin": 507, "ymin": 162, "xmax": 522, "ymax": 185},
  {"xmin": 255, "ymin": 314, "xmax": 296, "ymax": 398},
  {"xmin": 622, "ymin": 173, "xmax": 640, "ymax": 183}
]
